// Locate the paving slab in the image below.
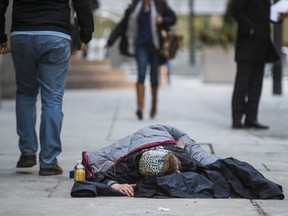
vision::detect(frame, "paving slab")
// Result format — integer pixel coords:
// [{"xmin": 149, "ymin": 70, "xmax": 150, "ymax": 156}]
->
[{"xmin": 0, "ymin": 76, "xmax": 287, "ymax": 215}]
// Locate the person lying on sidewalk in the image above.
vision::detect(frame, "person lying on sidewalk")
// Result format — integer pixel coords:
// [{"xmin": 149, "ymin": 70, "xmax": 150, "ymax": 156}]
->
[
  {"xmin": 72, "ymin": 124, "xmax": 284, "ymax": 199},
  {"xmin": 95, "ymin": 144, "xmax": 186, "ymax": 197}
]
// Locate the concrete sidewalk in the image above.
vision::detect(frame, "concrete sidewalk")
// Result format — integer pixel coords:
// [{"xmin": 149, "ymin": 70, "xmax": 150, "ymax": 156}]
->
[{"xmin": 0, "ymin": 75, "xmax": 287, "ymax": 216}]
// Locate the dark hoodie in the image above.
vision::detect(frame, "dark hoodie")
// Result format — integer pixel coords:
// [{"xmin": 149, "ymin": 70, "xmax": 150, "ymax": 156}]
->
[{"xmin": 0, "ymin": 0, "xmax": 94, "ymax": 43}]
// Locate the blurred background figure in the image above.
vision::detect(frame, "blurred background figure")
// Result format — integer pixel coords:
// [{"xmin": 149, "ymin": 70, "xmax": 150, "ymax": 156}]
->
[
  {"xmin": 105, "ymin": 0, "xmax": 176, "ymax": 120},
  {"xmin": 230, "ymin": 0, "xmax": 286, "ymax": 130}
]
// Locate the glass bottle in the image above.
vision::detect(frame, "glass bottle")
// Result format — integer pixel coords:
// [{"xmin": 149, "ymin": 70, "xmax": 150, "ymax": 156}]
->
[{"xmin": 75, "ymin": 160, "xmax": 85, "ymax": 182}]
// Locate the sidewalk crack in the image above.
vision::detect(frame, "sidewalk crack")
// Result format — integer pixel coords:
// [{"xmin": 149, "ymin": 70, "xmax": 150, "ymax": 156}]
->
[
  {"xmin": 250, "ymin": 200, "xmax": 269, "ymax": 216},
  {"xmin": 47, "ymin": 181, "xmax": 61, "ymax": 198},
  {"xmin": 262, "ymin": 163, "xmax": 270, "ymax": 171},
  {"xmin": 106, "ymin": 97, "xmax": 120, "ymax": 140}
]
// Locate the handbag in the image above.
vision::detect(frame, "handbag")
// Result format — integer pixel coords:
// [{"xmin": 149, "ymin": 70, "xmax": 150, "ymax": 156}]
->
[{"xmin": 160, "ymin": 29, "xmax": 183, "ymax": 63}]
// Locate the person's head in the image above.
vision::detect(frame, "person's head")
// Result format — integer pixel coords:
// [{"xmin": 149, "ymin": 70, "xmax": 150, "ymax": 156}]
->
[{"xmin": 139, "ymin": 148, "xmax": 181, "ymax": 178}]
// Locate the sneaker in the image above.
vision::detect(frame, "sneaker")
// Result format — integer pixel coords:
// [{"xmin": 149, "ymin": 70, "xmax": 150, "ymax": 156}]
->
[
  {"xmin": 39, "ymin": 163, "xmax": 63, "ymax": 176},
  {"xmin": 16, "ymin": 155, "xmax": 37, "ymax": 168}
]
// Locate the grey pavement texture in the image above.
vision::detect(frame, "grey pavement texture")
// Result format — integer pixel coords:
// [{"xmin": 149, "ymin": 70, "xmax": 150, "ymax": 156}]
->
[{"xmin": 1, "ymin": 65, "xmax": 288, "ymax": 215}]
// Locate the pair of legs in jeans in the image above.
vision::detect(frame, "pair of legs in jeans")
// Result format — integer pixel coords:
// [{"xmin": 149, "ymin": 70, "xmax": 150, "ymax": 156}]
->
[
  {"xmin": 11, "ymin": 34, "xmax": 71, "ymax": 169},
  {"xmin": 135, "ymin": 43, "xmax": 160, "ymax": 120}
]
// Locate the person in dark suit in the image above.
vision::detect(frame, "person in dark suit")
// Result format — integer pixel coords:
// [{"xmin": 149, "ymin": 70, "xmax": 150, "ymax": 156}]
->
[{"xmin": 231, "ymin": 0, "xmax": 280, "ymax": 129}]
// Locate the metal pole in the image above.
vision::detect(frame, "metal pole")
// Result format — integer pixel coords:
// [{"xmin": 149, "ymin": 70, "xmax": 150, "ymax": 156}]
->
[
  {"xmin": 188, "ymin": 0, "xmax": 195, "ymax": 64},
  {"xmin": 272, "ymin": 0, "xmax": 282, "ymax": 95}
]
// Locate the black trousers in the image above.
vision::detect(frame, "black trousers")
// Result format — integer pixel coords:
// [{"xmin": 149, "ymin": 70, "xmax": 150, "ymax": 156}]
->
[{"xmin": 232, "ymin": 61, "xmax": 265, "ymax": 123}]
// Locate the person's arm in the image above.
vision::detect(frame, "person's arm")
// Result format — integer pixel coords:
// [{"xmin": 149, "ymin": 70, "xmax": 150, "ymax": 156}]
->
[
  {"xmin": 106, "ymin": 7, "xmax": 131, "ymax": 47},
  {"xmin": 0, "ymin": 0, "xmax": 8, "ymax": 43},
  {"xmin": 0, "ymin": 0, "xmax": 10, "ymax": 54},
  {"xmin": 231, "ymin": 0, "xmax": 254, "ymax": 35},
  {"xmin": 106, "ymin": 17, "xmax": 127, "ymax": 47},
  {"xmin": 159, "ymin": 1, "xmax": 177, "ymax": 27},
  {"xmin": 72, "ymin": 0, "xmax": 94, "ymax": 44},
  {"xmin": 154, "ymin": 124, "xmax": 218, "ymax": 166}
]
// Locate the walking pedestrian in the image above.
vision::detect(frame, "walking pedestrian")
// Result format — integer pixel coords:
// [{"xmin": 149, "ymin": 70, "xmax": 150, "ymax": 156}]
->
[
  {"xmin": 0, "ymin": 0, "xmax": 94, "ymax": 175},
  {"xmin": 231, "ymin": 0, "xmax": 284, "ymax": 129},
  {"xmin": 105, "ymin": 0, "xmax": 176, "ymax": 120}
]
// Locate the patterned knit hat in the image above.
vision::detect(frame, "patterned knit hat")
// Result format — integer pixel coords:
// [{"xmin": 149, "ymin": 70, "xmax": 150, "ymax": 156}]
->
[{"xmin": 139, "ymin": 148, "xmax": 181, "ymax": 178}]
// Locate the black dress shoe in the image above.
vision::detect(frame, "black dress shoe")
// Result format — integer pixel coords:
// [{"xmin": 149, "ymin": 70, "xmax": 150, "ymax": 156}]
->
[
  {"xmin": 232, "ymin": 122, "xmax": 244, "ymax": 129},
  {"xmin": 244, "ymin": 121, "xmax": 269, "ymax": 129}
]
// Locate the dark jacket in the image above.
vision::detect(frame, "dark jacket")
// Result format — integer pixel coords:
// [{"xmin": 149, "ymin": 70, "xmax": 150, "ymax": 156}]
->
[
  {"xmin": 0, "ymin": 0, "xmax": 94, "ymax": 44},
  {"xmin": 231, "ymin": 0, "xmax": 279, "ymax": 62},
  {"xmin": 107, "ymin": 0, "xmax": 176, "ymax": 56}
]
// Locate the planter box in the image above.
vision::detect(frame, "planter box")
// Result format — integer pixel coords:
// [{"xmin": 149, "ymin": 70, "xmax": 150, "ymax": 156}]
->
[{"xmin": 202, "ymin": 46, "xmax": 236, "ymax": 83}]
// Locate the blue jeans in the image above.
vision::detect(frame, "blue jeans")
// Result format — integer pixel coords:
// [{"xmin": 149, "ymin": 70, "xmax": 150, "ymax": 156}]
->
[
  {"xmin": 11, "ymin": 35, "xmax": 71, "ymax": 168},
  {"xmin": 135, "ymin": 43, "xmax": 160, "ymax": 87}
]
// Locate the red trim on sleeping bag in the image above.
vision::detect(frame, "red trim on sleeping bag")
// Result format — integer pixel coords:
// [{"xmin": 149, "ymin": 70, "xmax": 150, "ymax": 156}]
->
[
  {"xmin": 115, "ymin": 139, "xmax": 177, "ymax": 164},
  {"xmin": 82, "ymin": 151, "xmax": 94, "ymax": 178},
  {"xmin": 82, "ymin": 140, "xmax": 177, "ymax": 178}
]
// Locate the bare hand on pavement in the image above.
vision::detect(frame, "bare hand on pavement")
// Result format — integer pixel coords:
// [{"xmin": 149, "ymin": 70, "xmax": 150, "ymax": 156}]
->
[{"xmin": 111, "ymin": 183, "xmax": 136, "ymax": 197}]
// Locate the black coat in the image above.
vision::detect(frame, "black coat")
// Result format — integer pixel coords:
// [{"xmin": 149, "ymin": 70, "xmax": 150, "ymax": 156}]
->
[{"xmin": 231, "ymin": 0, "xmax": 279, "ymax": 62}]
